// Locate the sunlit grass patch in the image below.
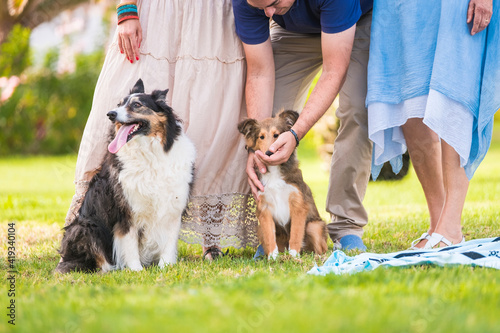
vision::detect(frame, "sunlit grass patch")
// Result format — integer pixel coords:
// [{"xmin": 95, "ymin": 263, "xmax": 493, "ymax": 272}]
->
[{"xmin": 1, "ymin": 127, "xmax": 500, "ymax": 332}]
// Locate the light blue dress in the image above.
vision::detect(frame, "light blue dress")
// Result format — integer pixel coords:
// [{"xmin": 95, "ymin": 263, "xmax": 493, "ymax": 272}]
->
[{"xmin": 366, "ymin": 0, "xmax": 500, "ymax": 180}]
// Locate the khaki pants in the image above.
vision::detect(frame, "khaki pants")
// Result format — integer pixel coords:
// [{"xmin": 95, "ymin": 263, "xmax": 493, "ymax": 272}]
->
[{"xmin": 270, "ymin": 11, "xmax": 372, "ymax": 241}]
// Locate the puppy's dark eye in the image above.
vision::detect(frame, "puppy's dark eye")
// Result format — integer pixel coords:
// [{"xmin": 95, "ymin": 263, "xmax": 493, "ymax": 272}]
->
[
  {"xmin": 132, "ymin": 102, "xmax": 142, "ymax": 108},
  {"xmin": 273, "ymin": 133, "xmax": 279, "ymax": 138},
  {"xmin": 260, "ymin": 135, "xmax": 265, "ymax": 140}
]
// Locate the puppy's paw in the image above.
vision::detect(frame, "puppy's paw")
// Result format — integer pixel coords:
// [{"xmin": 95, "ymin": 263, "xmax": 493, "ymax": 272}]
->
[
  {"xmin": 268, "ymin": 246, "xmax": 279, "ymax": 260},
  {"xmin": 288, "ymin": 249, "xmax": 300, "ymax": 258}
]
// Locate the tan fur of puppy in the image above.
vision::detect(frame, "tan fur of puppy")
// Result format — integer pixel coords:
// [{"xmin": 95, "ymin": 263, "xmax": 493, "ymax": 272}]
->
[{"xmin": 238, "ymin": 110, "xmax": 328, "ymax": 259}]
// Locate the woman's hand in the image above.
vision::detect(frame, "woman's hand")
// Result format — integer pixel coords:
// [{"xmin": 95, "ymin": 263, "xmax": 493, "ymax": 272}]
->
[
  {"xmin": 117, "ymin": 18, "xmax": 142, "ymax": 63},
  {"xmin": 467, "ymin": 0, "xmax": 493, "ymax": 35}
]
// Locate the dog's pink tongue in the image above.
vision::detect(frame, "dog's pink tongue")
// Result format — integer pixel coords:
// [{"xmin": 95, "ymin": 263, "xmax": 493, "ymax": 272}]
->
[{"xmin": 108, "ymin": 124, "xmax": 135, "ymax": 154}]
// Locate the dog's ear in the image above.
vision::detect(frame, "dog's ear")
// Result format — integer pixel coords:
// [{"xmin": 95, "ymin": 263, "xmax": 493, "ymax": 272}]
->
[
  {"xmin": 151, "ymin": 89, "xmax": 172, "ymax": 116},
  {"xmin": 152, "ymin": 89, "xmax": 169, "ymax": 103},
  {"xmin": 278, "ymin": 110, "xmax": 299, "ymax": 129},
  {"xmin": 130, "ymin": 79, "xmax": 145, "ymax": 94},
  {"xmin": 238, "ymin": 119, "xmax": 258, "ymax": 138}
]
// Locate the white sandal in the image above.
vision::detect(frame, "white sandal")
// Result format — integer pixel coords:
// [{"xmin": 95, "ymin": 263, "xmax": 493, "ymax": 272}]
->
[
  {"xmin": 422, "ymin": 232, "xmax": 465, "ymax": 250},
  {"xmin": 409, "ymin": 232, "xmax": 431, "ymax": 250}
]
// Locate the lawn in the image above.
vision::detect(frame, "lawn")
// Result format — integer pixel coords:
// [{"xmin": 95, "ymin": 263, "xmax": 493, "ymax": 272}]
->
[{"xmin": 1, "ymin": 127, "xmax": 500, "ymax": 333}]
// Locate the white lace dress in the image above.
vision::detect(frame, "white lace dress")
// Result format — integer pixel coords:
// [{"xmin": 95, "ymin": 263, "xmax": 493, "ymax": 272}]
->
[{"xmin": 68, "ymin": 0, "xmax": 258, "ymax": 249}]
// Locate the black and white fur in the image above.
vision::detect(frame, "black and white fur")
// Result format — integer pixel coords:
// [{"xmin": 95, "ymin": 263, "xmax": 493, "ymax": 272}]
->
[{"xmin": 56, "ymin": 79, "xmax": 196, "ymax": 273}]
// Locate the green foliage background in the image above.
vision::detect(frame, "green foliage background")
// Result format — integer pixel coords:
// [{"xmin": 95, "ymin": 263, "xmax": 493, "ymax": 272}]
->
[
  {"xmin": 0, "ymin": 24, "xmax": 104, "ymax": 156},
  {"xmin": 0, "ymin": 24, "xmax": 32, "ymax": 77}
]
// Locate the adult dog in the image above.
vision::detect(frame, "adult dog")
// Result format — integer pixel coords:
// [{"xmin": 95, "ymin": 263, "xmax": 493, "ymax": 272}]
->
[
  {"xmin": 56, "ymin": 79, "xmax": 196, "ymax": 273},
  {"xmin": 238, "ymin": 110, "xmax": 328, "ymax": 259}
]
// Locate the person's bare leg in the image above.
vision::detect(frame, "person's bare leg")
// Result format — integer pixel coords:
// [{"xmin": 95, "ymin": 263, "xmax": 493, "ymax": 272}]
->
[
  {"xmin": 202, "ymin": 205, "xmax": 224, "ymax": 261},
  {"xmin": 203, "ymin": 243, "xmax": 229, "ymax": 261},
  {"xmin": 432, "ymin": 140, "xmax": 468, "ymax": 246},
  {"xmin": 402, "ymin": 118, "xmax": 445, "ymax": 247}
]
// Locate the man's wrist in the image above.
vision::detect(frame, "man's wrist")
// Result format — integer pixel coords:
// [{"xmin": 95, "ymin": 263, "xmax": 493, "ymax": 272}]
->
[{"xmin": 289, "ymin": 129, "xmax": 300, "ymax": 147}]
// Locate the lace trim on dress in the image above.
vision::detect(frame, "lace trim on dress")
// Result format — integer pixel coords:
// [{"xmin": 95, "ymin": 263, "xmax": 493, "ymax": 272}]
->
[
  {"xmin": 64, "ymin": 180, "xmax": 90, "ymax": 226},
  {"xmin": 180, "ymin": 193, "xmax": 258, "ymax": 249}
]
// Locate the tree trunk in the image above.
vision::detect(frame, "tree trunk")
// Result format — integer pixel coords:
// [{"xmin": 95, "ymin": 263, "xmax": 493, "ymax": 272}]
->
[
  {"xmin": 0, "ymin": 18, "xmax": 16, "ymax": 44},
  {"xmin": 0, "ymin": 0, "xmax": 14, "ymax": 44},
  {"xmin": 0, "ymin": 0, "xmax": 89, "ymax": 44}
]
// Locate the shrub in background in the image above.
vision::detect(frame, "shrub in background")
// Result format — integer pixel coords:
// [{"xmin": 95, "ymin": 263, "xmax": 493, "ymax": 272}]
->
[
  {"xmin": 0, "ymin": 24, "xmax": 32, "ymax": 77},
  {"xmin": 0, "ymin": 30, "xmax": 104, "ymax": 155}
]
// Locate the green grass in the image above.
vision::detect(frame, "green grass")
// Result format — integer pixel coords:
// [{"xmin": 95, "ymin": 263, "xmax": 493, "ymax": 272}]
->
[{"xmin": 1, "ymin": 128, "xmax": 500, "ymax": 332}]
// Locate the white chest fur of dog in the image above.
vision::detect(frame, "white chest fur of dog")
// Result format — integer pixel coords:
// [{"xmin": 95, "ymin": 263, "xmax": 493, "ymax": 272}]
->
[
  {"xmin": 113, "ymin": 133, "xmax": 195, "ymax": 271},
  {"xmin": 259, "ymin": 166, "xmax": 298, "ymax": 227}
]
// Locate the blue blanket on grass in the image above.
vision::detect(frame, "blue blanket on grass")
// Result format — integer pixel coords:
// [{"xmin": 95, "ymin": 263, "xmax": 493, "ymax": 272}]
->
[{"xmin": 307, "ymin": 237, "xmax": 500, "ymax": 276}]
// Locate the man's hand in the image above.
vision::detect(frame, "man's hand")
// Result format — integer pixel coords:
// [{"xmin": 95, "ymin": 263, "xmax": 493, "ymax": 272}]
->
[
  {"xmin": 255, "ymin": 130, "xmax": 297, "ymax": 166},
  {"xmin": 241, "ymin": 39, "xmax": 275, "ymax": 199},
  {"xmin": 467, "ymin": 0, "xmax": 493, "ymax": 35},
  {"xmin": 246, "ymin": 151, "xmax": 266, "ymax": 200},
  {"xmin": 118, "ymin": 19, "xmax": 142, "ymax": 63}
]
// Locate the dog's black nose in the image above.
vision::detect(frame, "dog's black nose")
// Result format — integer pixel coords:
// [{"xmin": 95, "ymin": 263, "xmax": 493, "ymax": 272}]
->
[
  {"xmin": 265, "ymin": 150, "xmax": 274, "ymax": 156},
  {"xmin": 107, "ymin": 111, "xmax": 117, "ymax": 121}
]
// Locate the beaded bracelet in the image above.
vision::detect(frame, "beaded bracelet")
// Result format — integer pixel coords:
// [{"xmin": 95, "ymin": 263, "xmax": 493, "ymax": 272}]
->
[{"xmin": 117, "ymin": 2, "xmax": 139, "ymax": 25}]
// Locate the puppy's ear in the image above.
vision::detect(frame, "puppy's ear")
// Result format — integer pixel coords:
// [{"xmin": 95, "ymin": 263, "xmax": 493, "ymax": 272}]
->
[
  {"xmin": 152, "ymin": 89, "xmax": 169, "ymax": 103},
  {"xmin": 130, "ymin": 79, "xmax": 145, "ymax": 94},
  {"xmin": 238, "ymin": 119, "xmax": 258, "ymax": 138},
  {"xmin": 279, "ymin": 110, "xmax": 299, "ymax": 129}
]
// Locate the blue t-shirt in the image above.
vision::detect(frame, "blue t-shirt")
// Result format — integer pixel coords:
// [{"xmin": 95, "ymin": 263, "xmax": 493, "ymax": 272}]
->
[{"xmin": 232, "ymin": 0, "xmax": 373, "ymax": 45}]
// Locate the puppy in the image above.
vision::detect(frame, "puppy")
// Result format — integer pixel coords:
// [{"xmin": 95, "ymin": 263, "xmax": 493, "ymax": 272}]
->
[
  {"xmin": 55, "ymin": 79, "xmax": 196, "ymax": 273},
  {"xmin": 238, "ymin": 110, "xmax": 328, "ymax": 259}
]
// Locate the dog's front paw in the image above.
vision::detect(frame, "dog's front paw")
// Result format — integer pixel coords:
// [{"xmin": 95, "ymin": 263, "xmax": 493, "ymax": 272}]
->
[
  {"xmin": 268, "ymin": 246, "xmax": 279, "ymax": 260},
  {"xmin": 288, "ymin": 249, "xmax": 300, "ymax": 258},
  {"xmin": 158, "ymin": 257, "xmax": 176, "ymax": 268},
  {"xmin": 127, "ymin": 262, "xmax": 143, "ymax": 271}
]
